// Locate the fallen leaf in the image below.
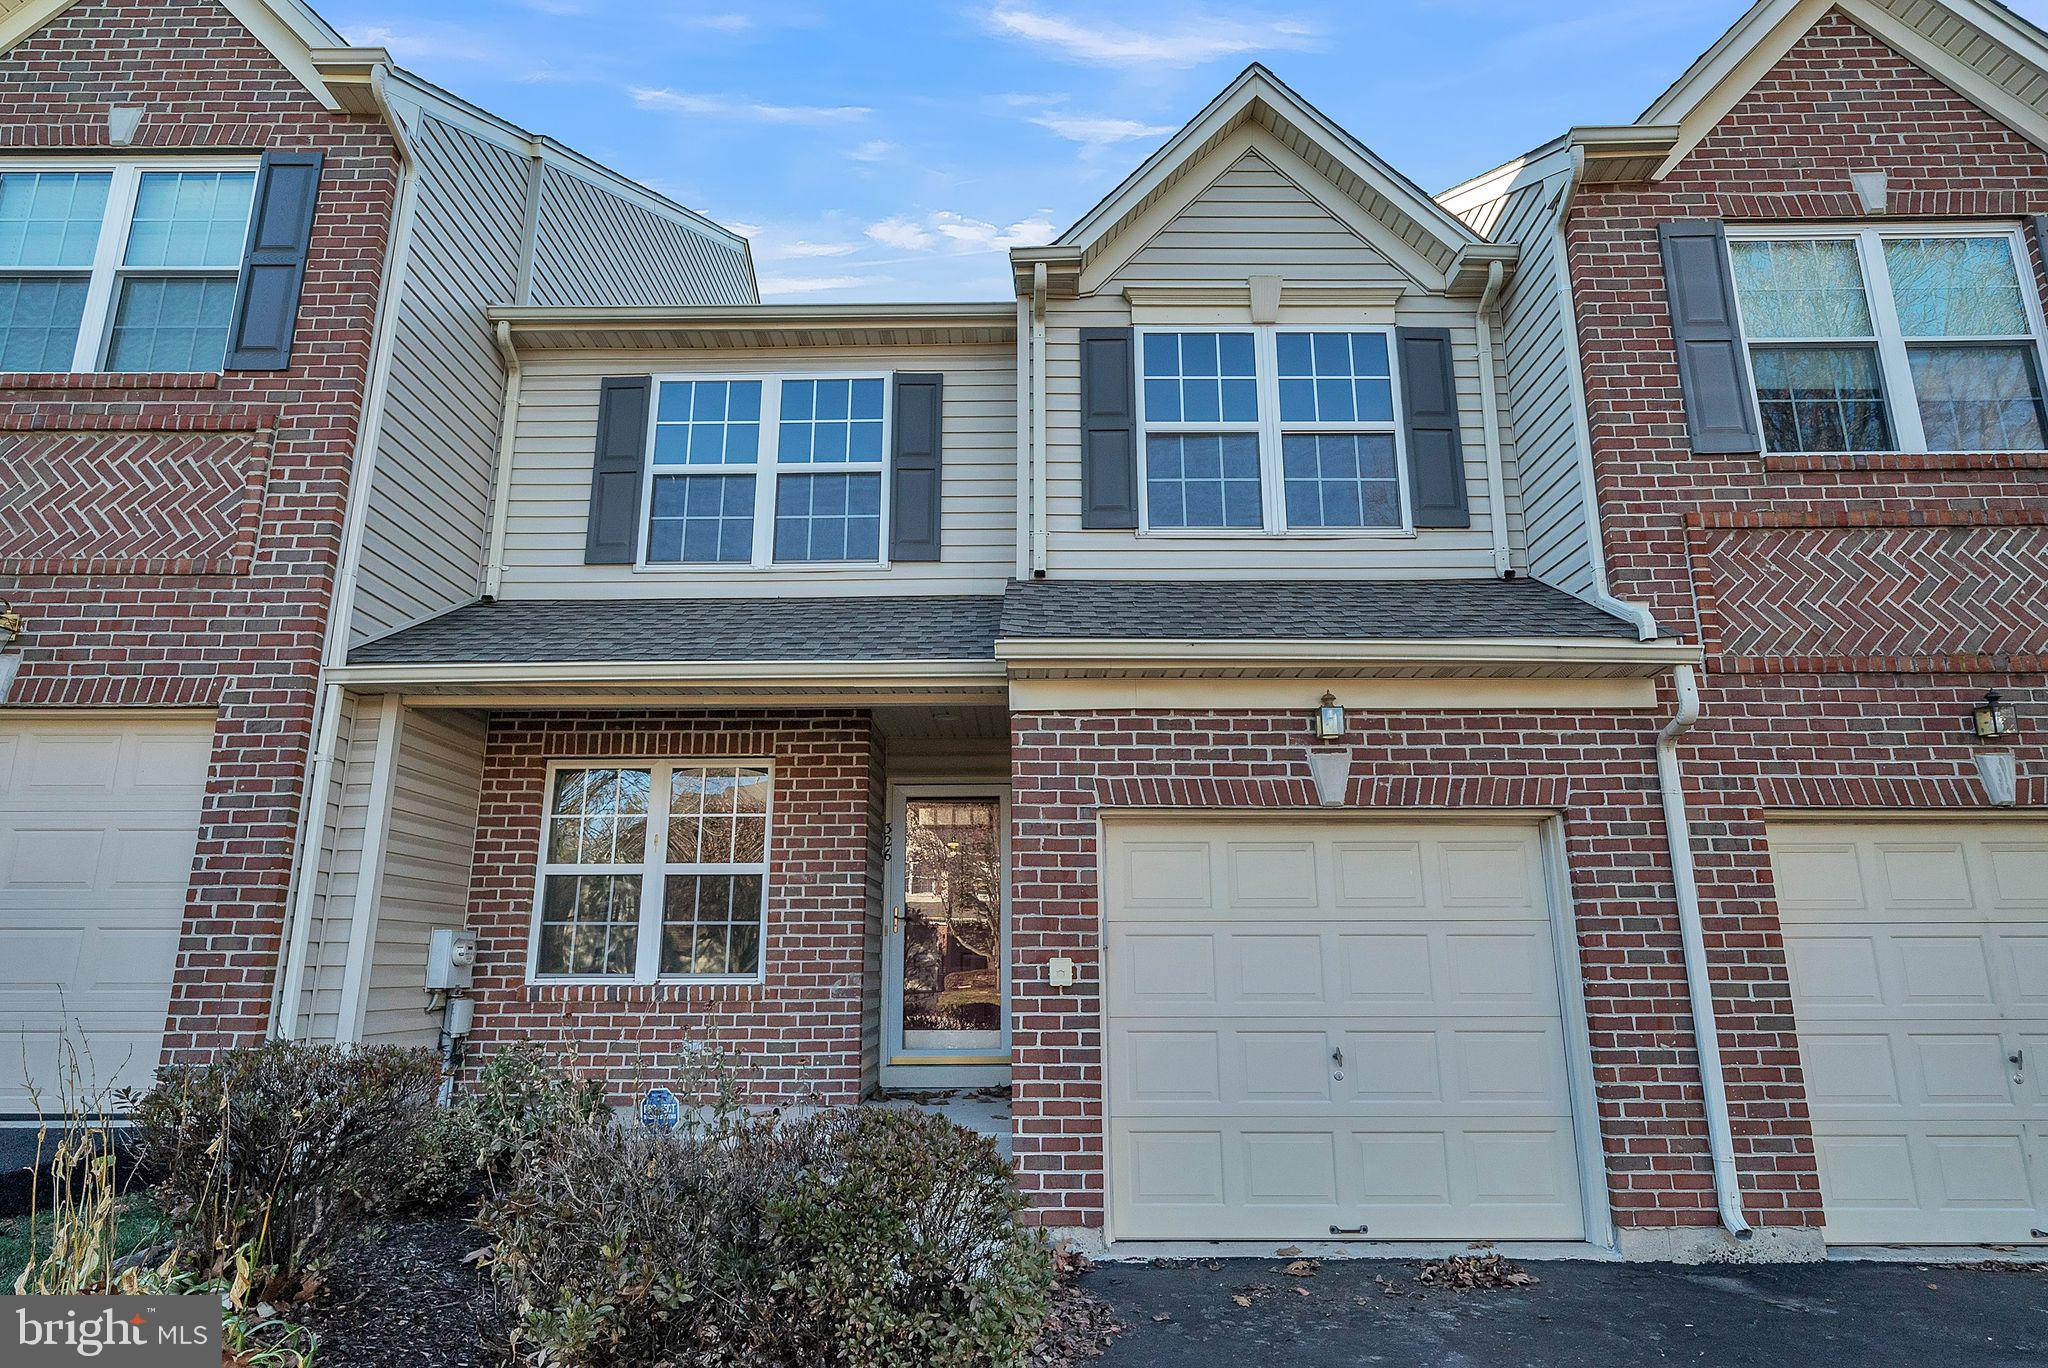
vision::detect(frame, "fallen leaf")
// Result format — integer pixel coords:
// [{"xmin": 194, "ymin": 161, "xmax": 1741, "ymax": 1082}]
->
[
  {"xmin": 1282, "ymin": 1259, "xmax": 1319, "ymax": 1278},
  {"xmin": 1275, "ymin": 1246, "xmax": 1302, "ymax": 1258},
  {"xmin": 1232, "ymin": 1295, "xmax": 1253, "ymax": 1308},
  {"xmin": 1152, "ymin": 1312, "xmax": 1173, "ymax": 1323}
]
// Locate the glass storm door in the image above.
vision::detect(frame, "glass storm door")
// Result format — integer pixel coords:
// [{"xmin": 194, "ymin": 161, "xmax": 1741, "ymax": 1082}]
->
[{"xmin": 884, "ymin": 789, "xmax": 1008, "ymax": 1082}]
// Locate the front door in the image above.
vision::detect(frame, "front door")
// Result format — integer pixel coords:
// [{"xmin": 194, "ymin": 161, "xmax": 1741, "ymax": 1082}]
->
[{"xmin": 881, "ymin": 786, "xmax": 1009, "ymax": 1089}]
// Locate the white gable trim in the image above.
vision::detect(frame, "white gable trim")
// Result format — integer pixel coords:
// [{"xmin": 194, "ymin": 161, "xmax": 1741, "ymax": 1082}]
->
[
  {"xmin": 1076, "ymin": 129, "xmax": 1443, "ymax": 296},
  {"xmin": 0, "ymin": 0, "xmax": 347, "ymax": 111},
  {"xmin": 1056, "ymin": 64, "xmax": 1478, "ymax": 273},
  {"xmin": 1645, "ymin": 0, "xmax": 2048, "ymax": 178}
]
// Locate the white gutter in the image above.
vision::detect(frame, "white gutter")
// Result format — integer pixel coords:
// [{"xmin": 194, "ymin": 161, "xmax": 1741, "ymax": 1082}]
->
[
  {"xmin": 482, "ymin": 318, "xmax": 521, "ymax": 598},
  {"xmin": 269, "ymin": 61, "xmax": 422, "ymax": 1037},
  {"xmin": 1474, "ymin": 259, "xmax": 1512, "ymax": 578},
  {"xmin": 995, "ymin": 635, "xmax": 1702, "ymax": 671},
  {"xmin": 1030, "ymin": 262, "xmax": 1049, "ymax": 575},
  {"xmin": 1015, "ymin": 296, "xmax": 1032, "ymax": 579},
  {"xmin": 1549, "ymin": 148, "xmax": 1660, "ymax": 642},
  {"xmin": 1656, "ymin": 663, "xmax": 1753, "ymax": 1241}
]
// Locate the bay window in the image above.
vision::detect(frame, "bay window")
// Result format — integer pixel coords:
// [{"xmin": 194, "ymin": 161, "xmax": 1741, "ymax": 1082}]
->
[
  {"xmin": 531, "ymin": 762, "xmax": 771, "ymax": 983},
  {"xmin": 1135, "ymin": 325, "xmax": 1410, "ymax": 534},
  {"xmin": 0, "ymin": 162, "xmax": 256, "ymax": 373},
  {"xmin": 1726, "ymin": 226, "xmax": 2048, "ymax": 454},
  {"xmin": 643, "ymin": 373, "xmax": 888, "ymax": 567}
]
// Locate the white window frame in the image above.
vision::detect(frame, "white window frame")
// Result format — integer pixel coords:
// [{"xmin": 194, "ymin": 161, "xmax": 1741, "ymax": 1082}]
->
[
  {"xmin": 1132, "ymin": 323, "xmax": 1414, "ymax": 538},
  {"xmin": 636, "ymin": 370, "xmax": 894, "ymax": 570},
  {"xmin": 0, "ymin": 156, "xmax": 258, "ymax": 374},
  {"xmin": 1725, "ymin": 222, "xmax": 2048, "ymax": 455},
  {"xmin": 525, "ymin": 758, "xmax": 775, "ymax": 987}
]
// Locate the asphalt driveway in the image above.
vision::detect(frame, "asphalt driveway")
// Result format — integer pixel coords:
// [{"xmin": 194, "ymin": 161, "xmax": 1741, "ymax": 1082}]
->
[{"xmin": 1083, "ymin": 1255, "xmax": 2047, "ymax": 1367}]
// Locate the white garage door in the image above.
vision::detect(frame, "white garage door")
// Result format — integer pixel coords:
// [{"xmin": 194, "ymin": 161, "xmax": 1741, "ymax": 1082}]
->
[
  {"xmin": 1772, "ymin": 820, "xmax": 2048, "ymax": 1245},
  {"xmin": 0, "ymin": 714, "xmax": 210, "ymax": 1116},
  {"xmin": 1104, "ymin": 818, "xmax": 1588, "ymax": 1242}
]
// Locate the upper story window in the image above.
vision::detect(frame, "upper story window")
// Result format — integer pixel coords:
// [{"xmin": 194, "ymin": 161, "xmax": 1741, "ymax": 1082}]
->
[
  {"xmin": 1136, "ymin": 326, "xmax": 1409, "ymax": 534},
  {"xmin": 0, "ymin": 163, "xmax": 256, "ymax": 373},
  {"xmin": 530, "ymin": 762, "xmax": 771, "ymax": 983},
  {"xmin": 644, "ymin": 374, "xmax": 888, "ymax": 567},
  {"xmin": 1727, "ymin": 226, "xmax": 2048, "ymax": 454}
]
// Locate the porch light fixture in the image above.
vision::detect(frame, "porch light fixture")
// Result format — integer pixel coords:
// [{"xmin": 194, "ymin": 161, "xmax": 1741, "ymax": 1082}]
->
[
  {"xmin": 1972, "ymin": 690, "xmax": 2018, "ymax": 742},
  {"xmin": 1314, "ymin": 692, "xmax": 1346, "ymax": 741}
]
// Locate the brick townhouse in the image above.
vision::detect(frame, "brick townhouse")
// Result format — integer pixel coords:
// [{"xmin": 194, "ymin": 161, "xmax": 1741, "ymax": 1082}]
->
[
  {"xmin": 9, "ymin": 0, "xmax": 2043, "ymax": 1267},
  {"xmin": 0, "ymin": 0, "xmax": 751, "ymax": 1117}
]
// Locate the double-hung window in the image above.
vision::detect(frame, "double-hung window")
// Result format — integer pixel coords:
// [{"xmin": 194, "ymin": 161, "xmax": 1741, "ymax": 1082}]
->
[
  {"xmin": 1726, "ymin": 226, "xmax": 2048, "ymax": 454},
  {"xmin": 531, "ymin": 762, "xmax": 771, "ymax": 983},
  {"xmin": 644, "ymin": 374, "xmax": 888, "ymax": 567},
  {"xmin": 1135, "ymin": 326, "xmax": 1409, "ymax": 534},
  {"xmin": 0, "ymin": 162, "xmax": 255, "ymax": 373}
]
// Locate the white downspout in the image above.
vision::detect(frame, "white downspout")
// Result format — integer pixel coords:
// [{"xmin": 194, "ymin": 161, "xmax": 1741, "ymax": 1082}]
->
[
  {"xmin": 483, "ymin": 319, "xmax": 522, "ymax": 599},
  {"xmin": 1657, "ymin": 663, "xmax": 1753, "ymax": 1241},
  {"xmin": 1030, "ymin": 261, "xmax": 1049, "ymax": 576},
  {"xmin": 1015, "ymin": 296, "xmax": 1032, "ymax": 579},
  {"xmin": 1474, "ymin": 259, "xmax": 1512, "ymax": 578},
  {"xmin": 1553, "ymin": 144, "xmax": 1659, "ymax": 641},
  {"xmin": 270, "ymin": 62, "xmax": 422, "ymax": 1037}
]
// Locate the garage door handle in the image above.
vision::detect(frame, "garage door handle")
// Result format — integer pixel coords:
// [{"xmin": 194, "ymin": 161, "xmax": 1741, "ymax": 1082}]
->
[{"xmin": 1331, "ymin": 1047, "xmax": 1344, "ymax": 1068}]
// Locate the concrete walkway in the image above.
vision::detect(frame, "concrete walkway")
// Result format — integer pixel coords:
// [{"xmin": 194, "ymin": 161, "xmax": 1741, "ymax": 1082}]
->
[{"xmin": 1085, "ymin": 1256, "xmax": 2046, "ymax": 1367}]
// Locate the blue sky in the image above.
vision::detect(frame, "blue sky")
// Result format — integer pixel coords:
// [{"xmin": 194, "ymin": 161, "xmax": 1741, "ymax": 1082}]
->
[{"xmin": 326, "ymin": 0, "xmax": 2048, "ymax": 302}]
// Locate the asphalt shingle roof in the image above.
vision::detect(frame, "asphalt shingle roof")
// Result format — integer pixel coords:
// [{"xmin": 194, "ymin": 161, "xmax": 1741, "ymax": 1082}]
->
[
  {"xmin": 347, "ymin": 595, "xmax": 1005, "ymax": 665},
  {"xmin": 997, "ymin": 578, "xmax": 1638, "ymax": 641},
  {"xmin": 346, "ymin": 578, "xmax": 1637, "ymax": 668}
]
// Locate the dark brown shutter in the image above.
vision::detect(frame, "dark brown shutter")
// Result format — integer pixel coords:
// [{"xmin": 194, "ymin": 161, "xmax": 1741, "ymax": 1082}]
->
[
  {"xmin": 224, "ymin": 150, "xmax": 323, "ymax": 371},
  {"xmin": 888, "ymin": 372, "xmax": 943, "ymax": 561},
  {"xmin": 1658, "ymin": 219, "xmax": 1763, "ymax": 455},
  {"xmin": 1395, "ymin": 327, "xmax": 1470, "ymax": 528},
  {"xmin": 583, "ymin": 376, "xmax": 651, "ymax": 564},
  {"xmin": 1080, "ymin": 327, "xmax": 1138, "ymax": 529}
]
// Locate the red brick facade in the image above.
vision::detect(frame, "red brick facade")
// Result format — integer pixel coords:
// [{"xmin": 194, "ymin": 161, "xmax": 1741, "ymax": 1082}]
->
[
  {"xmin": 1564, "ymin": 12, "xmax": 2048, "ymax": 1235},
  {"xmin": 461, "ymin": 711, "xmax": 882, "ymax": 1105},
  {"xmin": 1002, "ymin": 704, "xmax": 1830, "ymax": 1234},
  {"xmin": 0, "ymin": 3, "xmax": 398, "ymax": 1055}
]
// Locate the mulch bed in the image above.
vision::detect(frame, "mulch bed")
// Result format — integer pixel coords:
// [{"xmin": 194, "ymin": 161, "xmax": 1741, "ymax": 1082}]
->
[
  {"xmin": 294, "ymin": 1215, "xmax": 512, "ymax": 1368},
  {"xmin": 293, "ymin": 1213, "xmax": 1123, "ymax": 1367}
]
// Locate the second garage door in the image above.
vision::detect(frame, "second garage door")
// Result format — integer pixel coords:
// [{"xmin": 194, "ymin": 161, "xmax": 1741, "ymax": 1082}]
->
[
  {"xmin": 0, "ymin": 714, "xmax": 210, "ymax": 1116},
  {"xmin": 1104, "ymin": 818, "xmax": 1589, "ymax": 1242},
  {"xmin": 1772, "ymin": 820, "xmax": 2047, "ymax": 1246}
]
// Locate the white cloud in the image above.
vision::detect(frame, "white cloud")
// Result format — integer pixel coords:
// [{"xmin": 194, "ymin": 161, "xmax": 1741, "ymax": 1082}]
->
[
  {"xmin": 758, "ymin": 273, "xmax": 870, "ymax": 295},
  {"xmin": 869, "ymin": 211, "xmax": 1054, "ymax": 254},
  {"xmin": 985, "ymin": 4, "xmax": 1319, "ymax": 67},
  {"xmin": 684, "ymin": 12, "xmax": 754, "ymax": 30},
  {"xmin": 849, "ymin": 139, "xmax": 897, "ymax": 162},
  {"xmin": 515, "ymin": 0, "xmax": 585, "ymax": 14},
  {"xmin": 344, "ymin": 23, "xmax": 509, "ymax": 65},
  {"xmin": 1029, "ymin": 114, "xmax": 1174, "ymax": 149},
  {"xmin": 866, "ymin": 217, "xmax": 937, "ymax": 251},
  {"xmin": 630, "ymin": 87, "xmax": 871, "ymax": 125},
  {"xmin": 776, "ymin": 239, "xmax": 861, "ymax": 259}
]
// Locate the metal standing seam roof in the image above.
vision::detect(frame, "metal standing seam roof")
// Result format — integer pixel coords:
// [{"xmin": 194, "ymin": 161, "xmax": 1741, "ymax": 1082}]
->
[{"xmin": 345, "ymin": 579, "xmax": 1637, "ymax": 668}]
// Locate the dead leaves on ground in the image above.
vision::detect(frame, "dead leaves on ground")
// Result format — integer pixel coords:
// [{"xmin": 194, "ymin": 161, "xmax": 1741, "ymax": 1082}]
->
[{"xmin": 1412, "ymin": 1253, "xmax": 1540, "ymax": 1291}]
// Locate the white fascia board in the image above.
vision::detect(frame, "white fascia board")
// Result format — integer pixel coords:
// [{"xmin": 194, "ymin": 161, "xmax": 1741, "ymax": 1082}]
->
[
  {"xmin": 328, "ymin": 658, "xmax": 1009, "ymax": 688},
  {"xmin": 993, "ymin": 637, "xmax": 1704, "ymax": 669}
]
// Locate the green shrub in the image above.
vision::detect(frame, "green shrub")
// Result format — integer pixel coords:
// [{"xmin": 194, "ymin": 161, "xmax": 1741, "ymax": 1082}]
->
[
  {"xmin": 401, "ymin": 1044, "xmax": 612, "ymax": 1210},
  {"xmin": 481, "ymin": 1105, "xmax": 1050, "ymax": 1367},
  {"xmin": 128, "ymin": 1041, "xmax": 440, "ymax": 1296}
]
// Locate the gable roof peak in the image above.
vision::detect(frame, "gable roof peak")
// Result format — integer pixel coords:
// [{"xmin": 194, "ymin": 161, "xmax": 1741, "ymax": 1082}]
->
[{"xmin": 1042, "ymin": 60, "xmax": 1481, "ymax": 291}]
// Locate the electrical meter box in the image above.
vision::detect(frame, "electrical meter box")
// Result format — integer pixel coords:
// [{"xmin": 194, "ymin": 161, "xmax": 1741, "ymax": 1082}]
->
[{"xmin": 426, "ymin": 928, "xmax": 477, "ymax": 992}]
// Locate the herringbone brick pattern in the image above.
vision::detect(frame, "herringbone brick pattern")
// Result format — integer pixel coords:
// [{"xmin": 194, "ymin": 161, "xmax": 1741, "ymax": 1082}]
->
[
  {"xmin": 1696, "ymin": 523, "xmax": 2048, "ymax": 669},
  {"xmin": 0, "ymin": 429, "xmax": 264, "ymax": 573}
]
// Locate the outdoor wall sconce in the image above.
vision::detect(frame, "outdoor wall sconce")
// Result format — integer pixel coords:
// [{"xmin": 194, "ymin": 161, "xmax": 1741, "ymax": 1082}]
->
[
  {"xmin": 1314, "ymin": 691, "xmax": 1346, "ymax": 741},
  {"xmin": 1972, "ymin": 690, "xmax": 2018, "ymax": 742}
]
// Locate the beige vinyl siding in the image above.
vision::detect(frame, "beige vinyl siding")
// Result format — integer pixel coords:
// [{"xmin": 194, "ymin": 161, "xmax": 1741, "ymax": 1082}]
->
[
  {"xmin": 1475, "ymin": 171, "xmax": 1602, "ymax": 599},
  {"xmin": 1043, "ymin": 130, "xmax": 1522, "ymax": 579},
  {"xmin": 359, "ymin": 708, "xmax": 487, "ymax": 1047},
  {"xmin": 351, "ymin": 115, "xmax": 528, "ymax": 644},
  {"xmin": 1111, "ymin": 150, "xmax": 1414, "ymax": 288},
  {"xmin": 531, "ymin": 165, "xmax": 754, "ymax": 308},
  {"xmin": 294, "ymin": 693, "xmax": 377, "ymax": 1043},
  {"xmin": 495, "ymin": 347, "xmax": 1018, "ymax": 598}
]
